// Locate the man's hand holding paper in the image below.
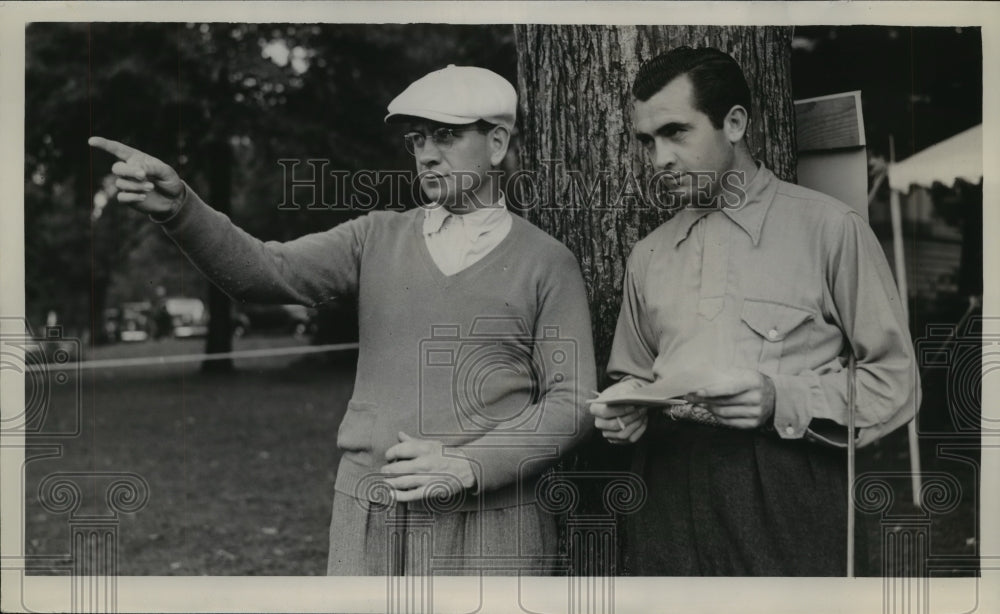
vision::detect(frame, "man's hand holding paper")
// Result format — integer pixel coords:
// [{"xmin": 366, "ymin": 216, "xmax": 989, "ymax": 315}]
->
[
  {"xmin": 589, "ymin": 378, "xmax": 648, "ymax": 444},
  {"xmin": 589, "ymin": 365, "xmax": 723, "ymax": 408},
  {"xmin": 684, "ymin": 367, "xmax": 776, "ymax": 430},
  {"xmin": 590, "ymin": 366, "xmax": 777, "ymax": 440}
]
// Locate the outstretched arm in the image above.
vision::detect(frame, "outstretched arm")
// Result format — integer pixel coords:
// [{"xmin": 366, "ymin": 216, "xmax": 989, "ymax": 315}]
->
[
  {"xmin": 88, "ymin": 137, "xmax": 186, "ymax": 216},
  {"xmin": 89, "ymin": 137, "xmax": 368, "ymax": 306}
]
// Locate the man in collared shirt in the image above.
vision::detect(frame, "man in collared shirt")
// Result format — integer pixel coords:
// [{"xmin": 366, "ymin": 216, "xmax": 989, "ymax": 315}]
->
[
  {"xmin": 90, "ymin": 65, "xmax": 596, "ymax": 575},
  {"xmin": 590, "ymin": 47, "xmax": 919, "ymax": 575},
  {"xmin": 421, "ymin": 184, "xmax": 512, "ymax": 276}
]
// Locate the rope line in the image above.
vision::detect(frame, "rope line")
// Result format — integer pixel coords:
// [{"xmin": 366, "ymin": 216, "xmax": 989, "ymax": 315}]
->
[{"xmin": 24, "ymin": 342, "xmax": 359, "ymax": 372}]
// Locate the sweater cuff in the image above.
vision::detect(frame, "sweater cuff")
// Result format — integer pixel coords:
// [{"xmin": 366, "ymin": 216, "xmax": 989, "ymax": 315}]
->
[
  {"xmin": 149, "ymin": 181, "xmax": 192, "ymax": 226},
  {"xmin": 453, "ymin": 443, "xmax": 558, "ymax": 497},
  {"xmin": 446, "ymin": 446, "xmax": 485, "ymax": 495},
  {"xmin": 453, "ymin": 446, "xmax": 506, "ymax": 496}
]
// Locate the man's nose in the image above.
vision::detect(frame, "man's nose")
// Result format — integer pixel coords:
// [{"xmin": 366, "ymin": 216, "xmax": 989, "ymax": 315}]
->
[
  {"xmin": 653, "ymin": 142, "xmax": 677, "ymax": 171},
  {"xmin": 415, "ymin": 139, "xmax": 443, "ymax": 167}
]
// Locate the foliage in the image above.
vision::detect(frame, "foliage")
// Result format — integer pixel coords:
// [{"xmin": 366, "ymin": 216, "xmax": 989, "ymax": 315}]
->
[
  {"xmin": 25, "ymin": 23, "xmax": 515, "ymax": 341},
  {"xmin": 791, "ymin": 26, "xmax": 982, "ymax": 159}
]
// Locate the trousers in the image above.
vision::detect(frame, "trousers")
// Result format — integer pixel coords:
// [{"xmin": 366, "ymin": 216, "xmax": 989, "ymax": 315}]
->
[
  {"xmin": 622, "ymin": 417, "xmax": 857, "ymax": 576},
  {"xmin": 326, "ymin": 490, "xmax": 559, "ymax": 575}
]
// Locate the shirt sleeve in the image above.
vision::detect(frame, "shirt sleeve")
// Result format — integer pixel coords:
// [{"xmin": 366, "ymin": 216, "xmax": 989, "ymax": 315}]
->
[
  {"xmin": 606, "ymin": 247, "xmax": 658, "ymax": 384},
  {"xmin": 456, "ymin": 246, "xmax": 598, "ymax": 494},
  {"xmin": 770, "ymin": 210, "xmax": 921, "ymax": 447},
  {"xmin": 152, "ymin": 182, "xmax": 368, "ymax": 307}
]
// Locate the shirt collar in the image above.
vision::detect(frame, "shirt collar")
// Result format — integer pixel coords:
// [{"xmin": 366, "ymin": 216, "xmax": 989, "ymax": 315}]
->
[
  {"xmin": 422, "ymin": 204, "xmax": 451, "ymax": 235},
  {"xmin": 672, "ymin": 163, "xmax": 778, "ymax": 248},
  {"xmin": 422, "ymin": 194, "xmax": 509, "ymax": 238}
]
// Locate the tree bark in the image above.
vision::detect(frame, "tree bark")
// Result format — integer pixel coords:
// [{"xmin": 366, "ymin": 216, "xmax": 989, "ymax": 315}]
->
[
  {"xmin": 515, "ymin": 25, "xmax": 796, "ymax": 370},
  {"xmin": 513, "ymin": 25, "xmax": 797, "ymax": 574}
]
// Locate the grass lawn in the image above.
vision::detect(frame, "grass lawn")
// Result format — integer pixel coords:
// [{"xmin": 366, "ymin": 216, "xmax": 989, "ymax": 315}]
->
[
  {"xmin": 25, "ymin": 336, "xmax": 355, "ymax": 575},
  {"xmin": 21, "ymin": 336, "xmax": 978, "ymax": 576}
]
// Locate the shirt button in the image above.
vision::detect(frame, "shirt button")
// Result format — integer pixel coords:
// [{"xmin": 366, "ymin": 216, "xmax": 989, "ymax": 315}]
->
[
  {"xmin": 784, "ymin": 426, "xmax": 795, "ymax": 436},
  {"xmin": 767, "ymin": 329, "xmax": 779, "ymax": 340}
]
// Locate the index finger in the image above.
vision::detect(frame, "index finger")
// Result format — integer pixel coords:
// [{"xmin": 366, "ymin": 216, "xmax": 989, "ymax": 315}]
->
[
  {"xmin": 393, "ymin": 485, "xmax": 430, "ymax": 503},
  {"xmin": 379, "ymin": 459, "xmax": 421, "ymax": 475},
  {"xmin": 88, "ymin": 136, "xmax": 141, "ymax": 161},
  {"xmin": 384, "ymin": 441, "xmax": 425, "ymax": 462},
  {"xmin": 692, "ymin": 376, "xmax": 756, "ymax": 399},
  {"xmin": 589, "ymin": 402, "xmax": 642, "ymax": 419},
  {"xmin": 696, "ymin": 390, "xmax": 758, "ymax": 406}
]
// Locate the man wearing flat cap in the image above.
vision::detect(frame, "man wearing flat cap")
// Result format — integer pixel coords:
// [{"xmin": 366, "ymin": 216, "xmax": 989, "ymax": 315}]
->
[{"xmin": 90, "ymin": 65, "xmax": 596, "ymax": 575}]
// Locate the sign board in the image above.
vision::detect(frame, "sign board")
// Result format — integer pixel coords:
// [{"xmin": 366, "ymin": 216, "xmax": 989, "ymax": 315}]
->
[{"xmin": 794, "ymin": 91, "xmax": 869, "ymax": 221}]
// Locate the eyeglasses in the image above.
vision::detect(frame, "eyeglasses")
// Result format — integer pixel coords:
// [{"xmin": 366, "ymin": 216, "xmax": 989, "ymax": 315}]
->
[{"xmin": 403, "ymin": 126, "xmax": 486, "ymax": 155}]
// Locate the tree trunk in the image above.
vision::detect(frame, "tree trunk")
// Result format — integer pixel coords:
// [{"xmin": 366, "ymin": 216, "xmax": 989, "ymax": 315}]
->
[
  {"xmin": 513, "ymin": 25, "xmax": 797, "ymax": 574},
  {"xmin": 201, "ymin": 139, "xmax": 235, "ymax": 374},
  {"xmin": 515, "ymin": 25, "xmax": 796, "ymax": 369}
]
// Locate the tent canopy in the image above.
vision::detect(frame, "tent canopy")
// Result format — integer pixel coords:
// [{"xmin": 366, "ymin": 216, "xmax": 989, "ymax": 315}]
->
[{"xmin": 887, "ymin": 124, "xmax": 982, "ymax": 192}]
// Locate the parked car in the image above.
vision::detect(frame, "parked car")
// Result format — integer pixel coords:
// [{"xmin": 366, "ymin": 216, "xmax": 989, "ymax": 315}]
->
[
  {"xmin": 234, "ymin": 304, "xmax": 315, "ymax": 338},
  {"xmin": 119, "ymin": 301, "xmax": 152, "ymax": 342},
  {"xmin": 163, "ymin": 297, "xmax": 208, "ymax": 338}
]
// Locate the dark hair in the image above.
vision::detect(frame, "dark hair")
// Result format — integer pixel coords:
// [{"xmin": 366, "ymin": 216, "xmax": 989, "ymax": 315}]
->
[{"xmin": 632, "ymin": 46, "xmax": 751, "ymax": 129}]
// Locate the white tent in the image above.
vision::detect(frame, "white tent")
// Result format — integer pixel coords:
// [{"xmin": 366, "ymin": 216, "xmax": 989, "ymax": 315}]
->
[{"xmin": 888, "ymin": 124, "xmax": 983, "ymax": 191}]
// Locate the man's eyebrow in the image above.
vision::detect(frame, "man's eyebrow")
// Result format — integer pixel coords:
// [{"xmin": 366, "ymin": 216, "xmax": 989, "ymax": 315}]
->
[{"xmin": 655, "ymin": 121, "xmax": 692, "ymax": 135}]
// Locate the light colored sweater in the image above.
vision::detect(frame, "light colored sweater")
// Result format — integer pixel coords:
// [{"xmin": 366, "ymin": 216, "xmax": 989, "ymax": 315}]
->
[{"xmin": 156, "ymin": 186, "xmax": 597, "ymax": 511}]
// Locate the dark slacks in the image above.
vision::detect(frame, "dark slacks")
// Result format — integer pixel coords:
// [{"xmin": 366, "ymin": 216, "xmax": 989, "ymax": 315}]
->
[{"xmin": 623, "ymin": 417, "xmax": 855, "ymax": 576}]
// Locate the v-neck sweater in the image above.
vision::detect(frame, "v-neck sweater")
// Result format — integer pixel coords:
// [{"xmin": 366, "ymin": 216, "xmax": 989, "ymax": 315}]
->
[{"xmin": 155, "ymin": 186, "xmax": 597, "ymax": 511}]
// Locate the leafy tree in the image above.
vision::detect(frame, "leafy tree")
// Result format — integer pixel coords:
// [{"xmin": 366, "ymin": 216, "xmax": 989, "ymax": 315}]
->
[{"xmin": 26, "ymin": 23, "xmax": 516, "ymax": 361}]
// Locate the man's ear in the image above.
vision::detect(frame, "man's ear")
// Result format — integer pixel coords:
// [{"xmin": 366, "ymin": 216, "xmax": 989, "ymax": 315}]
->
[
  {"xmin": 488, "ymin": 125, "xmax": 511, "ymax": 166},
  {"xmin": 723, "ymin": 105, "xmax": 749, "ymax": 144}
]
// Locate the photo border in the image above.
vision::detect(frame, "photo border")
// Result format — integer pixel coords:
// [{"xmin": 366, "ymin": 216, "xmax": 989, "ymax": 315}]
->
[{"xmin": 2, "ymin": 2, "xmax": 997, "ymax": 612}]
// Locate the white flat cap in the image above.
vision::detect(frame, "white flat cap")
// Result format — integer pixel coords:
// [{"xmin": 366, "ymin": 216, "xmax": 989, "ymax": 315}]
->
[{"xmin": 385, "ymin": 65, "xmax": 516, "ymax": 130}]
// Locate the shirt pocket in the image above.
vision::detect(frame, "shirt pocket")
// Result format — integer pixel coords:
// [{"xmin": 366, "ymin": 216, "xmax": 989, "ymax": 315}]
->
[
  {"xmin": 336, "ymin": 399, "xmax": 377, "ymax": 466},
  {"xmin": 740, "ymin": 298, "xmax": 815, "ymax": 375}
]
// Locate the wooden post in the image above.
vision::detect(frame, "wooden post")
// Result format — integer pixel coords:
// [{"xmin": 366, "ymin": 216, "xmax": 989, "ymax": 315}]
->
[{"xmin": 889, "ymin": 135, "xmax": 924, "ymax": 509}]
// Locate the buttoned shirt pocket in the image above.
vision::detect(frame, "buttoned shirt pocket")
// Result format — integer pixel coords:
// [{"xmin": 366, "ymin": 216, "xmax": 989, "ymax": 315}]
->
[
  {"xmin": 740, "ymin": 299, "xmax": 815, "ymax": 375},
  {"xmin": 336, "ymin": 399, "xmax": 377, "ymax": 466}
]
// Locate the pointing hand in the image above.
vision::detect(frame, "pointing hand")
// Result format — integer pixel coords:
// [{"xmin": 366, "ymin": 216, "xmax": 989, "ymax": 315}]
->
[{"xmin": 88, "ymin": 137, "xmax": 184, "ymax": 216}]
